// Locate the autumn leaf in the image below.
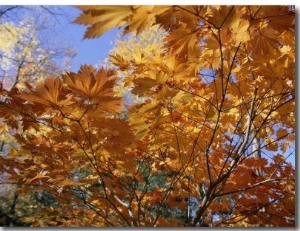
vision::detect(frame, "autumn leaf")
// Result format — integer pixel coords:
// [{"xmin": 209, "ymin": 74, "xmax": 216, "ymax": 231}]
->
[
  {"xmin": 74, "ymin": 6, "xmax": 171, "ymax": 39},
  {"xmin": 123, "ymin": 6, "xmax": 170, "ymax": 35},
  {"xmin": 109, "ymin": 53, "xmax": 130, "ymax": 71},
  {"xmin": 26, "ymin": 171, "xmax": 50, "ymax": 184},
  {"xmin": 17, "ymin": 77, "xmax": 73, "ymax": 108},
  {"xmin": 74, "ymin": 6, "xmax": 132, "ymax": 38},
  {"xmin": 164, "ymin": 26, "xmax": 199, "ymax": 57},
  {"xmin": 131, "ymin": 77, "xmax": 157, "ymax": 96},
  {"xmin": 63, "ymin": 65, "xmax": 114, "ymax": 98},
  {"xmin": 230, "ymin": 19, "xmax": 250, "ymax": 45},
  {"xmin": 62, "ymin": 65, "xmax": 123, "ymax": 112}
]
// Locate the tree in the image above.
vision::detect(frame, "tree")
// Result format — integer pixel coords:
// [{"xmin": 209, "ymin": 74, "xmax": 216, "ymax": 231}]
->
[
  {"xmin": 0, "ymin": 6, "xmax": 75, "ymax": 91},
  {"xmin": 0, "ymin": 5, "xmax": 295, "ymax": 227},
  {"xmin": 0, "ymin": 6, "xmax": 76, "ymax": 226}
]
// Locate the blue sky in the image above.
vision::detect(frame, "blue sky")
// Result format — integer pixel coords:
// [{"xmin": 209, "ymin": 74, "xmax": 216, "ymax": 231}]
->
[{"xmin": 59, "ymin": 6, "xmax": 119, "ymax": 71}]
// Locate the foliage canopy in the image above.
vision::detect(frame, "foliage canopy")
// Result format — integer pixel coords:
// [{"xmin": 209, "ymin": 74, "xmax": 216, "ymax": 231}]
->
[{"xmin": 0, "ymin": 5, "xmax": 295, "ymax": 227}]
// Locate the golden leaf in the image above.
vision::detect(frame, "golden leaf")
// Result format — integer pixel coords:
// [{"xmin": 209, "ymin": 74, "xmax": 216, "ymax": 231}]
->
[
  {"xmin": 17, "ymin": 77, "xmax": 71, "ymax": 107},
  {"xmin": 74, "ymin": 6, "xmax": 132, "ymax": 38}
]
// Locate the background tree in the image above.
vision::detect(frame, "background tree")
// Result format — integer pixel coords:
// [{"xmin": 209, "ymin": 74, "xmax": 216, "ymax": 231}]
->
[
  {"xmin": 105, "ymin": 24, "xmax": 167, "ymax": 104},
  {"xmin": 0, "ymin": 6, "xmax": 75, "ymax": 90},
  {"xmin": 0, "ymin": 5, "xmax": 295, "ymax": 227}
]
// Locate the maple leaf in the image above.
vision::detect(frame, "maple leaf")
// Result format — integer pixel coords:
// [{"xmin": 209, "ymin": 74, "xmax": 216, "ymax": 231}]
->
[
  {"xmin": 164, "ymin": 27, "xmax": 199, "ymax": 58},
  {"xmin": 123, "ymin": 6, "xmax": 170, "ymax": 35},
  {"xmin": 248, "ymin": 23, "xmax": 281, "ymax": 59},
  {"xmin": 74, "ymin": 6, "xmax": 171, "ymax": 39},
  {"xmin": 109, "ymin": 54, "xmax": 130, "ymax": 71},
  {"xmin": 131, "ymin": 77, "xmax": 157, "ymax": 96},
  {"xmin": 56, "ymin": 179, "xmax": 87, "ymax": 187},
  {"xmin": 62, "ymin": 65, "xmax": 123, "ymax": 112},
  {"xmin": 63, "ymin": 65, "xmax": 113, "ymax": 98},
  {"xmin": 17, "ymin": 77, "xmax": 73, "ymax": 108},
  {"xmin": 74, "ymin": 6, "xmax": 132, "ymax": 38},
  {"xmin": 230, "ymin": 19, "xmax": 250, "ymax": 45},
  {"xmin": 26, "ymin": 171, "xmax": 50, "ymax": 185}
]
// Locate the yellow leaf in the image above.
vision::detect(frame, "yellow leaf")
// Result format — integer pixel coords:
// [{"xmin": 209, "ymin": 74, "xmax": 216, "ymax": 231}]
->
[
  {"xmin": 74, "ymin": 6, "xmax": 132, "ymax": 38},
  {"xmin": 231, "ymin": 19, "xmax": 250, "ymax": 45},
  {"xmin": 26, "ymin": 171, "xmax": 50, "ymax": 184},
  {"xmin": 109, "ymin": 53, "xmax": 130, "ymax": 70},
  {"xmin": 57, "ymin": 179, "xmax": 87, "ymax": 187},
  {"xmin": 132, "ymin": 77, "xmax": 157, "ymax": 96},
  {"xmin": 276, "ymin": 128, "xmax": 288, "ymax": 139},
  {"xmin": 17, "ymin": 77, "xmax": 73, "ymax": 108},
  {"xmin": 264, "ymin": 137, "xmax": 278, "ymax": 151},
  {"xmin": 62, "ymin": 65, "xmax": 123, "ymax": 111},
  {"xmin": 9, "ymin": 147, "xmax": 19, "ymax": 157},
  {"xmin": 123, "ymin": 6, "xmax": 170, "ymax": 35}
]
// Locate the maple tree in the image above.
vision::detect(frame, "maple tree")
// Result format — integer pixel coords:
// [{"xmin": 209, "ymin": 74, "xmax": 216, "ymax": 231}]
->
[{"xmin": 0, "ymin": 5, "xmax": 295, "ymax": 227}]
